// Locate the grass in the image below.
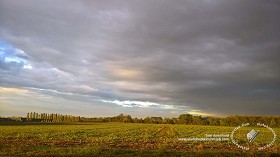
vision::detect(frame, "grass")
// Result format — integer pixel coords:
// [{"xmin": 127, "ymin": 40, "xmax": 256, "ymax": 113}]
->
[{"xmin": 0, "ymin": 122, "xmax": 279, "ymax": 156}]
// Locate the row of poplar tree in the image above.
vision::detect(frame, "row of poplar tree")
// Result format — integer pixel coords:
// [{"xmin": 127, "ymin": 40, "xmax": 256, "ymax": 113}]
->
[{"xmin": 26, "ymin": 112, "xmax": 80, "ymax": 122}]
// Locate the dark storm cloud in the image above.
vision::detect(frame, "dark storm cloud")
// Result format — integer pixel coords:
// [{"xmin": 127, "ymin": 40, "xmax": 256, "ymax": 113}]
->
[{"xmin": 0, "ymin": 0, "xmax": 279, "ymax": 116}]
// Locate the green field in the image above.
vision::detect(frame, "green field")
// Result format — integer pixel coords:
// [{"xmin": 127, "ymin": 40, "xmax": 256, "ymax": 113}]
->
[{"xmin": 0, "ymin": 122, "xmax": 279, "ymax": 156}]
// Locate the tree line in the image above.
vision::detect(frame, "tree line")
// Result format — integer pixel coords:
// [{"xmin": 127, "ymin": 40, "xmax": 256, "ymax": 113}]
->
[
  {"xmin": 1, "ymin": 112, "xmax": 279, "ymax": 127},
  {"xmin": 95, "ymin": 114, "xmax": 280, "ymax": 127}
]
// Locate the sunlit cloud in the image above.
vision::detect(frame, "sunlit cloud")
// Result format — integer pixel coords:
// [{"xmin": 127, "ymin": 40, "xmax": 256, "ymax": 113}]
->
[
  {"xmin": 0, "ymin": 87, "xmax": 29, "ymax": 93},
  {"xmin": 188, "ymin": 110, "xmax": 213, "ymax": 116},
  {"xmin": 112, "ymin": 68, "xmax": 143, "ymax": 79}
]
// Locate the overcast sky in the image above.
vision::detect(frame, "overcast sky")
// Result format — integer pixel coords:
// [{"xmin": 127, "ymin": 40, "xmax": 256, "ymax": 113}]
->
[{"xmin": 0, "ymin": 0, "xmax": 279, "ymax": 117}]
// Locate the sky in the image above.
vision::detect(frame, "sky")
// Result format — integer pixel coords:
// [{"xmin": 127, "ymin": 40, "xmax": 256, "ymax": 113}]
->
[{"xmin": 0, "ymin": 0, "xmax": 279, "ymax": 118}]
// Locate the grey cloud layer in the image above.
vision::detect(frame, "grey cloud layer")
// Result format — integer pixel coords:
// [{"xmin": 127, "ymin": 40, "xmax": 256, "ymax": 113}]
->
[{"xmin": 0, "ymin": 0, "xmax": 279, "ymax": 115}]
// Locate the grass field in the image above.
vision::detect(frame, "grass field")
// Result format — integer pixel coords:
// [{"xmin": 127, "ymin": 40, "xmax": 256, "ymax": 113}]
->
[{"xmin": 0, "ymin": 122, "xmax": 279, "ymax": 156}]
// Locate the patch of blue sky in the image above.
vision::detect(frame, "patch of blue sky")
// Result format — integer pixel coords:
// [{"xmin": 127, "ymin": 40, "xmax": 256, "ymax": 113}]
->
[{"xmin": 0, "ymin": 39, "xmax": 32, "ymax": 69}]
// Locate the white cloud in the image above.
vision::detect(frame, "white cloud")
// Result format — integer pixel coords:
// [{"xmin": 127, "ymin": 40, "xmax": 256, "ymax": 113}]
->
[
  {"xmin": 101, "ymin": 99, "xmax": 180, "ymax": 111},
  {"xmin": 23, "ymin": 64, "xmax": 32, "ymax": 69},
  {"xmin": 28, "ymin": 87, "xmax": 73, "ymax": 96}
]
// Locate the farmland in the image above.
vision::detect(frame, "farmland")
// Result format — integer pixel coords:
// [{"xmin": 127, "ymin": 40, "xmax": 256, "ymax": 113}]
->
[{"xmin": 0, "ymin": 122, "xmax": 279, "ymax": 156}]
